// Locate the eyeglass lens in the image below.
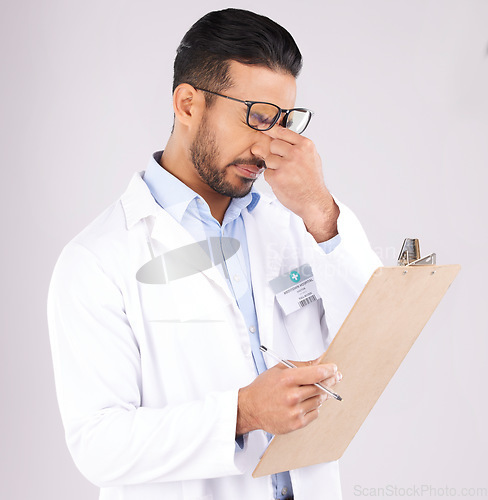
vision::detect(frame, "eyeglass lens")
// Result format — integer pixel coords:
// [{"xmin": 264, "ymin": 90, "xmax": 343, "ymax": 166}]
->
[
  {"xmin": 285, "ymin": 110, "xmax": 311, "ymax": 134},
  {"xmin": 248, "ymin": 103, "xmax": 280, "ymax": 130},
  {"xmin": 248, "ymin": 103, "xmax": 310, "ymax": 134}
]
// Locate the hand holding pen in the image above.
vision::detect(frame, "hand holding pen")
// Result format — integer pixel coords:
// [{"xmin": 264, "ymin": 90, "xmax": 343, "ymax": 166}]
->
[
  {"xmin": 236, "ymin": 347, "xmax": 343, "ymax": 436},
  {"xmin": 260, "ymin": 345, "xmax": 343, "ymax": 401}
]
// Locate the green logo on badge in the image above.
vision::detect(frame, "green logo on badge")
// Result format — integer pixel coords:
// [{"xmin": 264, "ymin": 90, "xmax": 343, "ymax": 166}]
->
[{"xmin": 290, "ymin": 271, "xmax": 301, "ymax": 283}]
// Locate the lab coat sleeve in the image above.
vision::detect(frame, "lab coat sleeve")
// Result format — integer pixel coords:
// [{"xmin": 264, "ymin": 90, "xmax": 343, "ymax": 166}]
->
[
  {"xmin": 321, "ymin": 198, "xmax": 382, "ymax": 288},
  {"xmin": 47, "ymin": 242, "xmax": 245, "ymax": 487},
  {"xmin": 310, "ymin": 199, "xmax": 383, "ymax": 337}
]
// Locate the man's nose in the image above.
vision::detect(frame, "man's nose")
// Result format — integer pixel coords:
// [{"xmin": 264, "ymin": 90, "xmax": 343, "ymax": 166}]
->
[{"xmin": 250, "ymin": 130, "xmax": 272, "ymax": 163}]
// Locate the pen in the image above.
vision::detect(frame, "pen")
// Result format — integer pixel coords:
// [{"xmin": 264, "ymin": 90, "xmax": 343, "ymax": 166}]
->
[{"xmin": 259, "ymin": 345, "xmax": 343, "ymax": 402}]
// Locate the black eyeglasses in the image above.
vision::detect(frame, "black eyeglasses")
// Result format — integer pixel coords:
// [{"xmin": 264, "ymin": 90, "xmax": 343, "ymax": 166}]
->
[{"xmin": 194, "ymin": 87, "xmax": 313, "ymax": 135}]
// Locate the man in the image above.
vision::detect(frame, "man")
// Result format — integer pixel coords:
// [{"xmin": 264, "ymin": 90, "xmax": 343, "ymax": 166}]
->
[{"xmin": 48, "ymin": 8, "xmax": 381, "ymax": 500}]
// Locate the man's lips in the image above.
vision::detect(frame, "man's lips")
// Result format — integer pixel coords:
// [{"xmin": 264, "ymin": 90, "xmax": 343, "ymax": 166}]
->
[{"xmin": 232, "ymin": 163, "xmax": 266, "ymax": 179}]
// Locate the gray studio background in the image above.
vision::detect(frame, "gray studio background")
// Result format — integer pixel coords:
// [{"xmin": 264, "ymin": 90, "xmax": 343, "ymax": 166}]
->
[{"xmin": 1, "ymin": 1, "xmax": 487, "ymax": 499}]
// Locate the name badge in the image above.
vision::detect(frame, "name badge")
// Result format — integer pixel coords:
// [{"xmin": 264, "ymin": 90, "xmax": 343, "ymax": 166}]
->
[{"xmin": 269, "ymin": 264, "xmax": 320, "ymax": 315}]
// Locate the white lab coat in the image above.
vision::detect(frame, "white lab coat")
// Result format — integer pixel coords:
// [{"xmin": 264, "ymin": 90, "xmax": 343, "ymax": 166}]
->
[{"xmin": 48, "ymin": 171, "xmax": 381, "ymax": 500}]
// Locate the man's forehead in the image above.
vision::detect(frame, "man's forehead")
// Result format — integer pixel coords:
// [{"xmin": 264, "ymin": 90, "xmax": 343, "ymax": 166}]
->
[{"xmin": 226, "ymin": 60, "xmax": 297, "ymax": 108}]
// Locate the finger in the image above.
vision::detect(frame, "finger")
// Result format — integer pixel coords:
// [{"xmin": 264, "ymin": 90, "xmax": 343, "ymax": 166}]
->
[
  {"xmin": 261, "ymin": 125, "xmax": 301, "ymax": 145},
  {"xmin": 301, "ymin": 394, "xmax": 327, "ymax": 415},
  {"xmin": 292, "ymin": 357, "xmax": 322, "ymax": 368},
  {"xmin": 289, "ymin": 361, "xmax": 338, "ymax": 376},
  {"xmin": 301, "ymin": 407, "xmax": 319, "ymax": 428},
  {"xmin": 320, "ymin": 371, "xmax": 343, "ymax": 388},
  {"xmin": 280, "ymin": 406, "xmax": 319, "ymax": 434},
  {"xmin": 295, "ymin": 383, "xmax": 325, "ymax": 402},
  {"xmin": 261, "ymin": 156, "xmax": 281, "ymax": 171},
  {"xmin": 268, "ymin": 137, "xmax": 294, "ymax": 158},
  {"xmin": 285, "ymin": 364, "xmax": 338, "ymax": 386}
]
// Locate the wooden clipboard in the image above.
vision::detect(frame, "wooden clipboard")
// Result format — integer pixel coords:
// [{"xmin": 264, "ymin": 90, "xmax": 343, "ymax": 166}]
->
[{"xmin": 253, "ymin": 264, "xmax": 461, "ymax": 477}]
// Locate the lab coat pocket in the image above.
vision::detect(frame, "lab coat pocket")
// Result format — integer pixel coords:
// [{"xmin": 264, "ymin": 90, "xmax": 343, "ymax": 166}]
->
[
  {"xmin": 139, "ymin": 282, "xmax": 180, "ymax": 322},
  {"xmin": 138, "ymin": 276, "xmax": 245, "ymax": 403}
]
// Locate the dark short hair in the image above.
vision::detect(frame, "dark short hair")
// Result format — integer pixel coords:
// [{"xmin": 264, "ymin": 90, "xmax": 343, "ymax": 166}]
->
[{"xmin": 172, "ymin": 8, "xmax": 302, "ymax": 104}]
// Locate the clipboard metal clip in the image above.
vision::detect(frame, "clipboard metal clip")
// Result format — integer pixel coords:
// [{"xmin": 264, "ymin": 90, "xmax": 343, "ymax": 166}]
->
[{"xmin": 397, "ymin": 238, "xmax": 436, "ymax": 266}]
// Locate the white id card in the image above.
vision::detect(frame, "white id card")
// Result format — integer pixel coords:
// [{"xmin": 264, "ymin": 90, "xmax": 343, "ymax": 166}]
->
[{"xmin": 269, "ymin": 264, "xmax": 320, "ymax": 315}]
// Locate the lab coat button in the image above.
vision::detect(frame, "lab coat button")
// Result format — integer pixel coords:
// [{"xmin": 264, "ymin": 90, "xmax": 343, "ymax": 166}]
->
[
  {"xmin": 233, "ymin": 274, "xmax": 241, "ymax": 282},
  {"xmin": 281, "ymin": 487, "xmax": 288, "ymax": 495},
  {"xmin": 249, "ymin": 325, "xmax": 256, "ymax": 333}
]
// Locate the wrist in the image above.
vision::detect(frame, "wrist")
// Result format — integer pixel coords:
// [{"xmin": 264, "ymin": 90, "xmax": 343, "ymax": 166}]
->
[
  {"xmin": 236, "ymin": 386, "xmax": 257, "ymax": 436},
  {"xmin": 302, "ymin": 195, "xmax": 340, "ymax": 243}
]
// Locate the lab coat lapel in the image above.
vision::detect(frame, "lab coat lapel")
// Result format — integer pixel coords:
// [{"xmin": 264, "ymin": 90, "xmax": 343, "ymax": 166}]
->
[
  {"xmin": 125, "ymin": 171, "xmax": 245, "ymax": 329},
  {"xmin": 151, "ymin": 212, "xmax": 196, "ymax": 250},
  {"xmin": 149, "ymin": 211, "xmax": 237, "ymax": 321},
  {"xmin": 126, "ymin": 173, "xmax": 234, "ymax": 305}
]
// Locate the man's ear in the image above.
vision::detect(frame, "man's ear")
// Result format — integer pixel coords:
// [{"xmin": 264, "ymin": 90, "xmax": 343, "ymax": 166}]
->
[{"xmin": 173, "ymin": 84, "xmax": 205, "ymax": 129}]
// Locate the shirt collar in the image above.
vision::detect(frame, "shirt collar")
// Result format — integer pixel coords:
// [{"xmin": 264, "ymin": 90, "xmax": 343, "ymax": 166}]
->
[
  {"xmin": 143, "ymin": 151, "xmax": 261, "ymax": 225},
  {"xmin": 143, "ymin": 152, "xmax": 200, "ymax": 223}
]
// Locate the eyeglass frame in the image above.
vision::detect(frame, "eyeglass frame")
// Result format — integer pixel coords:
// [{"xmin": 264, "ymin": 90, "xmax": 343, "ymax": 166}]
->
[{"xmin": 192, "ymin": 86, "xmax": 314, "ymax": 134}]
